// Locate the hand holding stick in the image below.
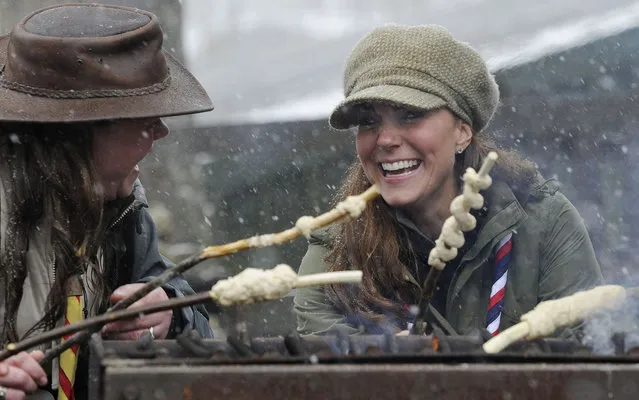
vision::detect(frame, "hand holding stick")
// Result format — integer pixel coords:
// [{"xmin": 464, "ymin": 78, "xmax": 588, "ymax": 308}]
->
[
  {"xmin": 34, "ymin": 184, "xmax": 379, "ymax": 364},
  {"xmin": 0, "ymin": 266, "xmax": 362, "ymax": 359}
]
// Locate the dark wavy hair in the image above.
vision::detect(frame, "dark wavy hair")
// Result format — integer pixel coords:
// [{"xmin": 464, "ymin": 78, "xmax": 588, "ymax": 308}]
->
[
  {"xmin": 323, "ymin": 131, "xmax": 538, "ymax": 323},
  {"xmin": 0, "ymin": 122, "xmax": 106, "ymax": 344}
]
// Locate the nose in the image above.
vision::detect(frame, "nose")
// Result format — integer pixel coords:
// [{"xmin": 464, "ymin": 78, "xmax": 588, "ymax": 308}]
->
[
  {"xmin": 376, "ymin": 122, "xmax": 402, "ymax": 149},
  {"xmin": 150, "ymin": 119, "xmax": 169, "ymax": 141}
]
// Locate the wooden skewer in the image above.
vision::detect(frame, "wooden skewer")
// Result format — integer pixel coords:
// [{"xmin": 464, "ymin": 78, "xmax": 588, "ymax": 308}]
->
[
  {"xmin": 295, "ymin": 271, "xmax": 363, "ymax": 288},
  {"xmin": 36, "ymin": 184, "xmax": 379, "ymax": 364},
  {"xmin": 482, "ymin": 284, "xmax": 629, "ymax": 353},
  {"xmin": 0, "ymin": 270, "xmax": 363, "ymax": 360}
]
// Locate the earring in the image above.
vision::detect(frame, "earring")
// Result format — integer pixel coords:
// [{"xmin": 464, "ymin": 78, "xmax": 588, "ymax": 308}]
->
[{"xmin": 456, "ymin": 147, "xmax": 464, "ymax": 154}]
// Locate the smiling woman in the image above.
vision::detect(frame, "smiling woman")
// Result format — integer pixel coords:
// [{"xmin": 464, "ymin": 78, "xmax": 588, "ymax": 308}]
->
[
  {"xmin": 294, "ymin": 24, "xmax": 604, "ymax": 339},
  {"xmin": 354, "ymin": 105, "xmax": 471, "ymax": 237}
]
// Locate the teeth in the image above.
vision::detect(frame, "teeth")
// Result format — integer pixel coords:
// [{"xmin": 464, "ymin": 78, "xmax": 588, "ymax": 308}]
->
[{"xmin": 381, "ymin": 160, "xmax": 419, "ymax": 172}]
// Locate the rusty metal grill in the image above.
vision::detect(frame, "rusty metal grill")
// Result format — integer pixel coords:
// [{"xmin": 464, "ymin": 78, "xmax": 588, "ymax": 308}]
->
[{"xmin": 89, "ymin": 330, "xmax": 639, "ymax": 400}]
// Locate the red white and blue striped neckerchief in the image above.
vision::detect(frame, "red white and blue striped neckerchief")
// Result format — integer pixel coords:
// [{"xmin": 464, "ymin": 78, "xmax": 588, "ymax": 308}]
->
[
  {"xmin": 486, "ymin": 232, "xmax": 513, "ymax": 336},
  {"xmin": 403, "ymin": 231, "xmax": 514, "ymax": 335},
  {"xmin": 401, "ymin": 204, "xmax": 489, "ymax": 331}
]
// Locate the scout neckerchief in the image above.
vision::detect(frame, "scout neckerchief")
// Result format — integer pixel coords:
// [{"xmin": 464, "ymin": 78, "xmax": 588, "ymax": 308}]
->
[{"xmin": 57, "ymin": 274, "xmax": 84, "ymax": 400}]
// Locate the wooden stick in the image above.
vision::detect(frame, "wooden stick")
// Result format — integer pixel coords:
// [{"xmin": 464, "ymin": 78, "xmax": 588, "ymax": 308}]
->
[
  {"xmin": 482, "ymin": 284, "xmax": 630, "ymax": 354},
  {"xmin": 410, "ymin": 153, "xmax": 497, "ymax": 335},
  {"xmin": 1, "ymin": 293, "xmax": 212, "ymax": 359},
  {"xmin": 410, "ymin": 269, "xmax": 442, "ymax": 335},
  {"xmin": 0, "ymin": 270, "xmax": 363, "ymax": 360},
  {"xmin": 295, "ymin": 271, "xmax": 363, "ymax": 288},
  {"xmin": 36, "ymin": 184, "xmax": 379, "ymax": 364}
]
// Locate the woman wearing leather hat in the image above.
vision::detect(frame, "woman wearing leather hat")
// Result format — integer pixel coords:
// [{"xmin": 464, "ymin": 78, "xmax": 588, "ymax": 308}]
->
[
  {"xmin": 294, "ymin": 25, "xmax": 603, "ymax": 338},
  {"xmin": 0, "ymin": 3, "xmax": 213, "ymax": 399}
]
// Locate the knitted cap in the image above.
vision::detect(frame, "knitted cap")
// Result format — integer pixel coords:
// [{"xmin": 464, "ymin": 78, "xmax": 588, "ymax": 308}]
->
[{"xmin": 330, "ymin": 24, "xmax": 499, "ymax": 132}]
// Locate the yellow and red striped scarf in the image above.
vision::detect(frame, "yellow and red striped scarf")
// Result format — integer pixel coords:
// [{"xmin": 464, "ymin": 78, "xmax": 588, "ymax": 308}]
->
[{"xmin": 57, "ymin": 281, "xmax": 83, "ymax": 400}]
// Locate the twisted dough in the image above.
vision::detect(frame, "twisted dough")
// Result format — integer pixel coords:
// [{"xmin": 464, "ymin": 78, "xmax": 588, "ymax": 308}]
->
[
  {"xmin": 336, "ymin": 195, "xmax": 367, "ymax": 218},
  {"xmin": 295, "ymin": 188, "xmax": 374, "ymax": 239},
  {"xmin": 208, "ymin": 265, "xmax": 364, "ymax": 306},
  {"xmin": 295, "ymin": 216, "xmax": 315, "ymax": 239},
  {"xmin": 428, "ymin": 152, "xmax": 497, "ymax": 270},
  {"xmin": 209, "ymin": 264, "xmax": 298, "ymax": 306}
]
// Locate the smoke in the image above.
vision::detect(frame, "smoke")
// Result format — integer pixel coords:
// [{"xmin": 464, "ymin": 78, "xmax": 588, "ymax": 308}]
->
[{"xmin": 581, "ymin": 293, "xmax": 639, "ymax": 355}]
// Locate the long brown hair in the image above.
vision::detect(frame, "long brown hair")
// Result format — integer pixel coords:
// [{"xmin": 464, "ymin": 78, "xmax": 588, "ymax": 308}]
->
[
  {"xmin": 324, "ymin": 132, "xmax": 538, "ymax": 323},
  {"xmin": 0, "ymin": 122, "xmax": 106, "ymax": 344}
]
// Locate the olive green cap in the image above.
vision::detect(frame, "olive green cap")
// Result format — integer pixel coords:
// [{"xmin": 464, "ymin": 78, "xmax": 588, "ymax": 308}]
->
[{"xmin": 330, "ymin": 24, "xmax": 499, "ymax": 132}]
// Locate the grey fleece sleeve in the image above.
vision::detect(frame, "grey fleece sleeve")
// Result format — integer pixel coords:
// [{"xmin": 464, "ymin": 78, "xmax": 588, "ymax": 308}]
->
[
  {"xmin": 131, "ymin": 210, "xmax": 213, "ymax": 338},
  {"xmin": 293, "ymin": 241, "xmax": 360, "ymax": 336}
]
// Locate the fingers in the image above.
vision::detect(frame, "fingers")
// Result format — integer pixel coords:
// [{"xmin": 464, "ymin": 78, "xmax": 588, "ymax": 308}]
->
[
  {"xmin": 0, "ymin": 360, "xmax": 40, "ymax": 393},
  {"xmin": 105, "ymin": 285, "xmax": 173, "ymax": 339},
  {"xmin": 25, "ymin": 351, "xmax": 44, "ymax": 364},
  {"xmin": 103, "ymin": 328, "xmax": 151, "ymax": 341},
  {"xmin": 4, "ymin": 353, "xmax": 47, "ymax": 387},
  {"xmin": 110, "ymin": 285, "xmax": 166, "ymax": 308},
  {"xmin": 0, "ymin": 385, "xmax": 28, "ymax": 400},
  {"xmin": 109, "ymin": 283, "xmax": 146, "ymax": 304},
  {"xmin": 102, "ymin": 314, "xmax": 158, "ymax": 335},
  {"xmin": 102, "ymin": 309, "xmax": 171, "ymax": 339}
]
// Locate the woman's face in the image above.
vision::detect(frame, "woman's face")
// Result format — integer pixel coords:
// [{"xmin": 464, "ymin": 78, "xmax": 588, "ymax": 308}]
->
[
  {"xmin": 92, "ymin": 118, "xmax": 169, "ymax": 200},
  {"xmin": 355, "ymin": 104, "xmax": 472, "ymax": 212}
]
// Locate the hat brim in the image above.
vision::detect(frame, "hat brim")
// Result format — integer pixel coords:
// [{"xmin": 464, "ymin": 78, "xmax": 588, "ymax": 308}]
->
[
  {"xmin": 0, "ymin": 35, "xmax": 214, "ymax": 123},
  {"xmin": 329, "ymin": 85, "xmax": 447, "ymax": 130}
]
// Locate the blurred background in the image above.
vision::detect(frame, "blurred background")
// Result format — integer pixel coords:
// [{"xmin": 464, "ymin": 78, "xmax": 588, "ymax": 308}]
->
[{"xmin": 3, "ymin": 0, "xmax": 639, "ymax": 337}]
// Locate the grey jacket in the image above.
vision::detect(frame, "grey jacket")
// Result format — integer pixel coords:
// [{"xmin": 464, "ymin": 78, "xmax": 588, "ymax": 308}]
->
[
  {"xmin": 1, "ymin": 180, "xmax": 212, "ymax": 400},
  {"xmin": 294, "ymin": 178, "xmax": 604, "ymax": 337},
  {"xmin": 100, "ymin": 181, "xmax": 211, "ymax": 338}
]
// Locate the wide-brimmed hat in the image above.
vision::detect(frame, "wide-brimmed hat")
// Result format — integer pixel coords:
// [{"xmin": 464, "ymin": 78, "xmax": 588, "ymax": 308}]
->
[
  {"xmin": 0, "ymin": 3, "xmax": 213, "ymax": 123},
  {"xmin": 330, "ymin": 24, "xmax": 499, "ymax": 133}
]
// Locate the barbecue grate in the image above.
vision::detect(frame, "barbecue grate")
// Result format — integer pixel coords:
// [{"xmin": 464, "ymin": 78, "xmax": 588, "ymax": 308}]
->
[{"xmin": 88, "ymin": 330, "xmax": 639, "ymax": 400}]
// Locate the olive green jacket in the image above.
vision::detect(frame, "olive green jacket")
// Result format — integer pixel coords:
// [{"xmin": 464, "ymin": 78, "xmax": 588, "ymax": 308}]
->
[{"xmin": 294, "ymin": 179, "xmax": 604, "ymax": 336}]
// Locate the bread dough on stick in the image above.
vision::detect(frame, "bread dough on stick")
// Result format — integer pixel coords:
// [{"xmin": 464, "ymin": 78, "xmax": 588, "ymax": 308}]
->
[
  {"xmin": 428, "ymin": 152, "xmax": 497, "ymax": 270},
  {"xmin": 209, "ymin": 264, "xmax": 363, "ymax": 306},
  {"xmin": 483, "ymin": 284, "xmax": 627, "ymax": 353}
]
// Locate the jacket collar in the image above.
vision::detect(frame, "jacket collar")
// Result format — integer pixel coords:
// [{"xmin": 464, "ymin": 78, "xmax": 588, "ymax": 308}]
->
[
  {"xmin": 103, "ymin": 179, "xmax": 148, "ymax": 231},
  {"xmin": 390, "ymin": 191, "xmax": 491, "ymax": 247},
  {"xmin": 130, "ymin": 179, "xmax": 149, "ymax": 208},
  {"xmin": 387, "ymin": 179, "xmax": 530, "ymax": 268},
  {"xmin": 462, "ymin": 179, "xmax": 528, "ymax": 262}
]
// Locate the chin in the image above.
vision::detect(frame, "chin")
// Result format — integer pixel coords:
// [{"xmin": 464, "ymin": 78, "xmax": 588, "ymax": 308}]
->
[
  {"xmin": 380, "ymin": 191, "xmax": 419, "ymax": 208},
  {"xmin": 116, "ymin": 184, "xmax": 135, "ymax": 199}
]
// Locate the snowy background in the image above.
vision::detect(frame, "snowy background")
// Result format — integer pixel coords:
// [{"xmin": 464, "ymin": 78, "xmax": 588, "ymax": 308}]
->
[{"xmin": 3, "ymin": 0, "xmax": 639, "ymax": 336}]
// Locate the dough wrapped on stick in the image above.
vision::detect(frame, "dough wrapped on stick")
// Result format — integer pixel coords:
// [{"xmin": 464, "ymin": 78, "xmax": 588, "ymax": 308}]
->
[
  {"xmin": 40, "ymin": 184, "xmax": 379, "ymax": 365},
  {"xmin": 1, "ymin": 265, "xmax": 363, "ymax": 359},
  {"xmin": 411, "ymin": 152, "xmax": 497, "ymax": 334},
  {"xmin": 483, "ymin": 284, "xmax": 628, "ymax": 354}
]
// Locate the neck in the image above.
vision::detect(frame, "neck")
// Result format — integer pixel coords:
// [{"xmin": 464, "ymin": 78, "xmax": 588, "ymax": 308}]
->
[{"xmin": 402, "ymin": 177, "xmax": 459, "ymax": 240}]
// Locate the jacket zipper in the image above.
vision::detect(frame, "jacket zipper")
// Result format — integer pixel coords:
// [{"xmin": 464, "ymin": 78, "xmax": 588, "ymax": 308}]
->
[
  {"xmin": 47, "ymin": 201, "xmax": 135, "ymax": 324},
  {"xmin": 108, "ymin": 202, "xmax": 135, "ymax": 231},
  {"xmin": 79, "ymin": 275, "xmax": 89, "ymax": 319},
  {"xmin": 49, "ymin": 249, "xmax": 56, "ymax": 286}
]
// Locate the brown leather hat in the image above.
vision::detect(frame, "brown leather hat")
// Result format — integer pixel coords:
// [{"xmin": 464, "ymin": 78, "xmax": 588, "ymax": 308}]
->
[{"xmin": 0, "ymin": 3, "xmax": 213, "ymax": 123}]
